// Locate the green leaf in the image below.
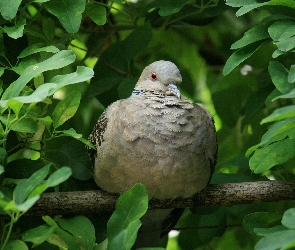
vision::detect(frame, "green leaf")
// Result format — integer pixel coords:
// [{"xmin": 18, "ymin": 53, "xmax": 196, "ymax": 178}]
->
[
  {"xmin": 57, "ymin": 216, "xmax": 96, "ymax": 249},
  {"xmin": 11, "ymin": 57, "xmax": 38, "ymax": 75},
  {"xmin": 0, "ymin": 0, "xmax": 22, "ymax": 20},
  {"xmin": 107, "ymin": 184, "xmax": 148, "ymax": 248},
  {"xmin": 43, "ymin": 216, "xmax": 81, "ymax": 250},
  {"xmin": 268, "ymin": 61, "xmax": 295, "ymax": 94},
  {"xmin": 236, "ymin": 3, "xmax": 269, "ymax": 16},
  {"xmin": 45, "ymin": 139, "xmax": 93, "ymax": 180},
  {"xmin": 231, "ymin": 23, "xmax": 269, "ymax": 49},
  {"xmin": 10, "ymin": 117, "xmax": 39, "ymax": 133},
  {"xmin": 3, "ymin": 17, "xmax": 26, "ymax": 39},
  {"xmin": 272, "ymin": 88, "xmax": 295, "ymax": 101},
  {"xmin": 52, "ymin": 90, "xmax": 81, "ymax": 129},
  {"xmin": 243, "ymin": 212, "xmax": 282, "ymax": 235},
  {"xmin": 45, "ymin": 0, "xmax": 86, "ymax": 33},
  {"xmin": 7, "ymin": 98, "xmax": 23, "ymax": 117},
  {"xmin": 4, "ymin": 240, "xmax": 28, "ymax": 250},
  {"xmin": 85, "ymin": 4, "xmax": 106, "ymax": 25},
  {"xmin": 272, "ymin": 49, "xmax": 285, "ymax": 58},
  {"xmin": 22, "ymin": 225, "xmax": 55, "ymax": 244},
  {"xmin": 275, "ymin": 36, "xmax": 295, "ymax": 52},
  {"xmin": 57, "ymin": 128, "xmax": 95, "ymax": 149},
  {"xmin": 108, "ymin": 220, "xmax": 142, "ymax": 250},
  {"xmin": 255, "ymin": 229, "xmax": 295, "ymax": 250},
  {"xmin": 122, "ymin": 22, "xmax": 152, "ymax": 61},
  {"xmin": 282, "ymin": 208, "xmax": 295, "ymax": 229},
  {"xmin": 249, "ymin": 138, "xmax": 295, "ymax": 173},
  {"xmin": 0, "ymin": 164, "xmax": 4, "ymax": 175},
  {"xmin": 268, "ymin": 20, "xmax": 295, "ymax": 41},
  {"xmin": 288, "ymin": 65, "xmax": 295, "ymax": 83},
  {"xmin": 0, "ymin": 67, "xmax": 93, "ymax": 108},
  {"xmin": 261, "ymin": 105, "xmax": 295, "ymax": 124},
  {"xmin": 268, "ymin": 0, "xmax": 295, "ymax": 9},
  {"xmin": 18, "ymin": 44, "xmax": 60, "ymax": 59},
  {"xmin": 226, "ymin": 0, "xmax": 264, "ymax": 7},
  {"xmin": 223, "ymin": 41, "xmax": 265, "ymax": 76},
  {"xmin": 254, "ymin": 225, "xmax": 286, "ymax": 236},
  {"xmin": 0, "ymin": 67, "xmax": 5, "ymax": 77},
  {"xmin": 42, "ymin": 18, "xmax": 56, "ymax": 41},
  {"xmin": 178, "ymin": 207, "xmax": 226, "ymax": 249},
  {"xmin": 38, "ymin": 116, "xmax": 53, "ymax": 129},
  {"xmin": 45, "ymin": 167, "xmax": 72, "ymax": 187},
  {"xmin": 246, "ymin": 117, "xmax": 295, "ymax": 157},
  {"xmin": 118, "ymin": 78, "xmax": 137, "ymax": 99},
  {"xmin": 14, "ymin": 195, "xmax": 40, "ymax": 212},
  {"xmin": 158, "ymin": 0, "xmax": 194, "ymax": 16},
  {"xmin": 14, "ymin": 164, "xmax": 50, "ymax": 205},
  {"xmin": 2, "ymin": 50, "xmax": 76, "ymax": 100},
  {"xmin": 0, "ymin": 83, "xmax": 55, "ymax": 108},
  {"xmin": 48, "ymin": 66, "xmax": 94, "ymax": 95}
]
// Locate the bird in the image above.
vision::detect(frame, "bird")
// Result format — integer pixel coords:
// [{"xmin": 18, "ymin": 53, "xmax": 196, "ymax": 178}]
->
[{"xmin": 88, "ymin": 60, "xmax": 217, "ymax": 248}]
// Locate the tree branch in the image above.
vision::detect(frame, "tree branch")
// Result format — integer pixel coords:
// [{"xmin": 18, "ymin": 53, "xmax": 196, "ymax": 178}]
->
[{"xmin": 28, "ymin": 181, "xmax": 295, "ymax": 216}]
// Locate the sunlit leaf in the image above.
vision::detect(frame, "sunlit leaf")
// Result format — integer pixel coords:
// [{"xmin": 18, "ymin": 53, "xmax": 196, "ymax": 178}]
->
[
  {"xmin": 268, "ymin": 20, "xmax": 295, "ymax": 41},
  {"xmin": 18, "ymin": 44, "xmax": 60, "ymax": 59},
  {"xmin": 261, "ymin": 105, "xmax": 295, "ymax": 124},
  {"xmin": 0, "ymin": 66, "xmax": 92, "ymax": 108},
  {"xmin": 14, "ymin": 195, "xmax": 40, "ymax": 212},
  {"xmin": 107, "ymin": 184, "xmax": 148, "ymax": 249},
  {"xmin": 249, "ymin": 138, "xmax": 295, "ymax": 173},
  {"xmin": 231, "ymin": 23, "xmax": 269, "ymax": 49},
  {"xmin": 46, "ymin": 167, "xmax": 72, "ymax": 187},
  {"xmin": 3, "ymin": 17, "xmax": 26, "ymax": 39},
  {"xmin": 2, "ymin": 50, "xmax": 76, "ymax": 100},
  {"xmin": 0, "ymin": 0, "xmax": 22, "ymax": 20},
  {"xmin": 48, "ymin": 66, "xmax": 94, "ymax": 95},
  {"xmin": 223, "ymin": 41, "xmax": 266, "ymax": 76},
  {"xmin": 52, "ymin": 90, "xmax": 81, "ymax": 129},
  {"xmin": 10, "ymin": 117, "xmax": 39, "ymax": 133}
]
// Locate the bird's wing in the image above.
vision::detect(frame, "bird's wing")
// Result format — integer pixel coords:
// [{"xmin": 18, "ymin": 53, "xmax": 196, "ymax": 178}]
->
[
  {"xmin": 193, "ymin": 103, "xmax": 218, "ymax": 179},
  {"xmin": 88, "ymin": 109, "xmax": 108, "ymax": 167}
]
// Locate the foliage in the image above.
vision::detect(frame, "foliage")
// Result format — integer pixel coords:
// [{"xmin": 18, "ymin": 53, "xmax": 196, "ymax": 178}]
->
[{"xmin": 0, "ymin": 0, "xmax": 294, "ymax": 249}]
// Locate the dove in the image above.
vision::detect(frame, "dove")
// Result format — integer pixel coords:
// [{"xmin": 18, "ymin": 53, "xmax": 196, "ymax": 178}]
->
[{"xmin": 88, "ymin": 60, "xmax": 217, "ymax": 248}]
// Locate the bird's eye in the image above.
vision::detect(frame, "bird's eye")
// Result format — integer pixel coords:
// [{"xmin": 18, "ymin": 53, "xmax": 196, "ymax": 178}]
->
[{"xmin": 150, "ymin": 72, "xmax": 158, "ymax": 81}]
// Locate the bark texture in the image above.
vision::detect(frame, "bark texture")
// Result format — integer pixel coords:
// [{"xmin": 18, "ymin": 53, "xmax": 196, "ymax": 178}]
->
[{"xmin": 27, "ymin": 181, "xmax": 295, "ymax": 216}]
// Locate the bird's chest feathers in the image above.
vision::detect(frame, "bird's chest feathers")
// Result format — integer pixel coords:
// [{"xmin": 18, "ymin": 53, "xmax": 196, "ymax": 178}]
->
[{"xmin": 105, "ymin": 98, "xmax": 198, "ymax": 149}]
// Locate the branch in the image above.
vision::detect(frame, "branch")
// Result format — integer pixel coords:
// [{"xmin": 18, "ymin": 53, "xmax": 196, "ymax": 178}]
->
[{"xmin": 28, "ymin": 181, "xmax": 295, "ymax": 216}]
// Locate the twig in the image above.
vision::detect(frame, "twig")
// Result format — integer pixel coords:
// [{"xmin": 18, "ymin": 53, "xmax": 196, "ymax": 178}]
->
[{"xmin": 27, "ymin": 181, "xmax": 295, "ymax": 216}]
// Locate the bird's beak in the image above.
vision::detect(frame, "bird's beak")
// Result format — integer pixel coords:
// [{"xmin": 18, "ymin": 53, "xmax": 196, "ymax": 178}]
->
[{"xmin": 168, "ymin": 84, "xmax": 181, "ymax": 99}]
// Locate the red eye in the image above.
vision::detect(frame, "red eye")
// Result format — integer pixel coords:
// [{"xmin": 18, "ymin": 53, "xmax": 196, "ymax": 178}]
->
[{"xmin": 150, "ymin": 72, "xmax": 158, "ymax": 81}]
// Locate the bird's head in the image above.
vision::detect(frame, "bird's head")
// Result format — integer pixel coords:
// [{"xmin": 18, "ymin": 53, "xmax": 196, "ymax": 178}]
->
[{"xmin": 135, "ymin": 60, "xmax": 182, "ymax": 98}]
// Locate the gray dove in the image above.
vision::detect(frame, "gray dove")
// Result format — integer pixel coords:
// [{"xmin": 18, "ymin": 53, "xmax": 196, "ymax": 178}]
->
[{"xmin": 88, "ymin": 60, "xmax": 217, "ymax": 248}]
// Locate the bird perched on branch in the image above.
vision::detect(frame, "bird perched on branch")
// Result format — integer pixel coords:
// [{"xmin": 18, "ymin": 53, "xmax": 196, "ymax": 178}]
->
[{"xmin": 88, "ymin": 60, "xmax": 217, "ymax": 248}]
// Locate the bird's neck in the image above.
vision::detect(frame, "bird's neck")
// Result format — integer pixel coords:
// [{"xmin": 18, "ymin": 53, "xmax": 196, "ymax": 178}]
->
[{"xmin": 131, "ymin": 88, "xmax": 178, "ymax": 99}]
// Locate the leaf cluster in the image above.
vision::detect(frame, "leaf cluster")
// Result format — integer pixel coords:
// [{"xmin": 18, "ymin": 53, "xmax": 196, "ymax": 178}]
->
[{"xmin": 0, "ymin": 0, "xmax": 294, "ymax": 249}]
